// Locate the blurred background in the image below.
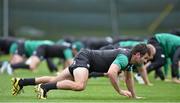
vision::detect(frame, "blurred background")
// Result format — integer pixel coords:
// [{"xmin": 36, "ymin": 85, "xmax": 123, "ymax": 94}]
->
[{"xmin": 0, "ymin": 0, "xmax": 180, "ymax": 40}]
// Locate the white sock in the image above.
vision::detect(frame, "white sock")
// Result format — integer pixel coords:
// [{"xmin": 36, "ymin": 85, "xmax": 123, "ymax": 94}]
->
[
  {"xmin": 0, "ymin": 61, "xmax": 9, "ymax": 73},
  {"xmin": 7, "ymin": 64, "xmax": 13, "ymax": 75}
]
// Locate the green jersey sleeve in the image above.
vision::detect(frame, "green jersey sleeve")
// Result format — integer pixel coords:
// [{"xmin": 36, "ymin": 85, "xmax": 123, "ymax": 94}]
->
[
  {"xmin": 9, "ymin": 43, "xmax": 18, "ymax": 54},
  {"xmin": 63, "ymin": 48, "xmax": 73, "ymax": 60},
  {"xmin": 112, "ymin": 54, "xmax": 129, "ymax": 71}
]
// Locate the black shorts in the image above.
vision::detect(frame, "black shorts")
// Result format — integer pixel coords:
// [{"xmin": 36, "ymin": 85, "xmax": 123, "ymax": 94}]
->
[
  {"xmin": 171, "ymin": 46, "xmax": 180, "ymax": 61},
  {"xmin": 33, "ymin": 45, "xmax": 67, "ymax": 61},
  {"xmin": 15, "ymin": 40, "xmax": 27, "ymax": 57},
  {"xmin": 171, "ymin": 46, "xmax": 180, "ymax": 78},
  {"xmin": 33, "ymin": 45, "xmax": 47, "ymax": 60},
  {"xmin": 68, "ymin": 49, "xmax": 90, "ymax": 76}
]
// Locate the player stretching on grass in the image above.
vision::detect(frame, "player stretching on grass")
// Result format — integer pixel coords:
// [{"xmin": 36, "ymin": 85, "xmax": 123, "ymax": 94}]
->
[
  {"xmin": 11, "ymin": 44, "xmax": 152, "ymax": 99},
  {"xmin": 0, "ymin": 40, "xmax": 55, "ymax": 74},
  {"xmin": 147, "ymin": 33, "xmax": 180, "ymax": 83}
]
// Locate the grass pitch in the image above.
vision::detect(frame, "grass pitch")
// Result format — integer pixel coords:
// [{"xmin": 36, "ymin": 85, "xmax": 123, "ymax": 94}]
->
[{"xmin": 0, "ymin": 59, "xmax": 180, "ymax": 102}]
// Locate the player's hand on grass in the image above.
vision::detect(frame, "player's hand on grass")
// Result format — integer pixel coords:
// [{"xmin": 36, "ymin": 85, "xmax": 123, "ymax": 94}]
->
[
  {"xmin": 164, "ymin": 78, "xmax": 171, "ymax": 82},
  {"xmin": 134, "ymin": 96, "xmax": 144, "ymax": 99},
  {"xmin": 103, "ymin": 73, "xmax": 108, "ymax": 77},
  {"xmin": 119, "ymin": 90, "xmax": 132, "ymax": 98},
  {"xmin": 147, "ymin": 83, "xmax": 153, "ymax": 86}
]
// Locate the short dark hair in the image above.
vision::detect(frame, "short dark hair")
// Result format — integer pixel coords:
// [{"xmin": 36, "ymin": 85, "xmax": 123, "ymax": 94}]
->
[{"xmin": 131, "ymin": 43, "xmax": 150, "ymax": 57}]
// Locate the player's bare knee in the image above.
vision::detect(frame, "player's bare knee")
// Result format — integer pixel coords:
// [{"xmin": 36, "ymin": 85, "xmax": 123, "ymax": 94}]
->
[
  {"xmin": 74, "ymin": 83, "xmax": 86, "ymax": 91},
  {"xmin": 29, "ymin": 65, "xmax": 36, "ymax": 71}
]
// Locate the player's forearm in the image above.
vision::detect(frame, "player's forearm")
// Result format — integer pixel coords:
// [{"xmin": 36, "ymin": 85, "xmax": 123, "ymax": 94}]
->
[
  {"xmin": 125, "ymin": 72, "xmax": 136, "ymax": 98},
  {"xmin": 108, "ymin": 73, "xmax": 121, "ymax": 94},
  {"xmin": 139, "ymin": 67, "xmax": 150, "ymax": 85}
]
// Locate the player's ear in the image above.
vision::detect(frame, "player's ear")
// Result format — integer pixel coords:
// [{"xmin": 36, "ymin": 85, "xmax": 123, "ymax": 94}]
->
[{"xmin": 135, "ymin": 52, "xmax": 141, "ymax": 58}]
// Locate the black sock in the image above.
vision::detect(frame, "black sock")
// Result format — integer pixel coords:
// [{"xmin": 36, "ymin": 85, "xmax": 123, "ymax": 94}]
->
[
  {"xmin": 11, "ymin": 62, "xmax": 30, "ymax": 70},
  {"xmin": 46, "ymin": 58, "xmax": 58, "ymax": 73},
  {"xmin": 0, "ymin": 61, "xmax": 3, "ymax": 67},
  {"xmin": 19, "ymin": 78, "xmax": 36, "ymax": 86},
  {"xmin": 47, "ymin": 63, "xmax": 58, "ymax": 73},
  {"xmin": 41, "ymin": 83, "xmax": 57, "ymax": 92}
]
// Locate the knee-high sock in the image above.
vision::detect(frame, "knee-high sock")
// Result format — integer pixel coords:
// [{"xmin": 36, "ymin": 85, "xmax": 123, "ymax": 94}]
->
[
  {"xmin": 41, "ymin": 83, "xmax": 57, "ymax": 92},
  {"xmin": 19, "ymin": 78, "xmax": 36, "ymax": 86},
  {"xmin": 11, "ymin": 62, "xmax": 30, "ymax": 70}
]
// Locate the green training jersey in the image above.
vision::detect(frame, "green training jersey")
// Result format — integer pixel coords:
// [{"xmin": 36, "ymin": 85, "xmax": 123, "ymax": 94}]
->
[
  {"xmin": 63, "ymin": 48, "xmax": 73, "ymax": 60},
  {"xmin": 9, "ymin": 43, "xmax": 18, "ymax": 54},
  {"xmin": 113, "ymin": 54, "xmax": 132, "ymax": 71},
  {"xmin": 25, "ymin": 40, "xmax": 54, "ymax": 56},
  {"xmin": 155, "ymin": 33, "xmax": 180, "ymax": 57},
  {"xmin": 119, "ymin": 41, "xmax": 146, "ymax": 47}
]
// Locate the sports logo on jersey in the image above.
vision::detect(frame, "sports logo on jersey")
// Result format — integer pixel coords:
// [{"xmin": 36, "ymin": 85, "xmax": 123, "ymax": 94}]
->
[
  {"xmin": 119, "ymin": 48, "xmax": 129, "ymax": 53},
  {"xmin": 161, "ymin": 54, "xmax": 165, "ymax": 58},
  {"xmin": 87, "ymin": 64, "xmax": 90, "ymax": 68},
  {"xmin": 73, "ymin": 61, "xmax": 76, "ymax": 65},
  {"xmin": 126, "ymin": 65, "xmax": 133, "ymax": 71},
  {"xmin": 119, "ymin": 48, "xmax": 127, "ymax": 51}
]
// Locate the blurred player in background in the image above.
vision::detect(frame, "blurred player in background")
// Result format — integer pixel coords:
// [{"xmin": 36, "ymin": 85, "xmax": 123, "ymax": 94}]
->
[
  {"xmin": 147, "ymin": 33, "xmax": 180, "ymax": 83},
  {"xmin": 0, "ymin": 40, "xmax": 55, "ymax": 74}
]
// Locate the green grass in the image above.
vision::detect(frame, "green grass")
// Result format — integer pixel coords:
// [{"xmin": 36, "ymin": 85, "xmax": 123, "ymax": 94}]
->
[{"xmin": 0, "ymin": 58, "xmax": 180, "ymax": 102}]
